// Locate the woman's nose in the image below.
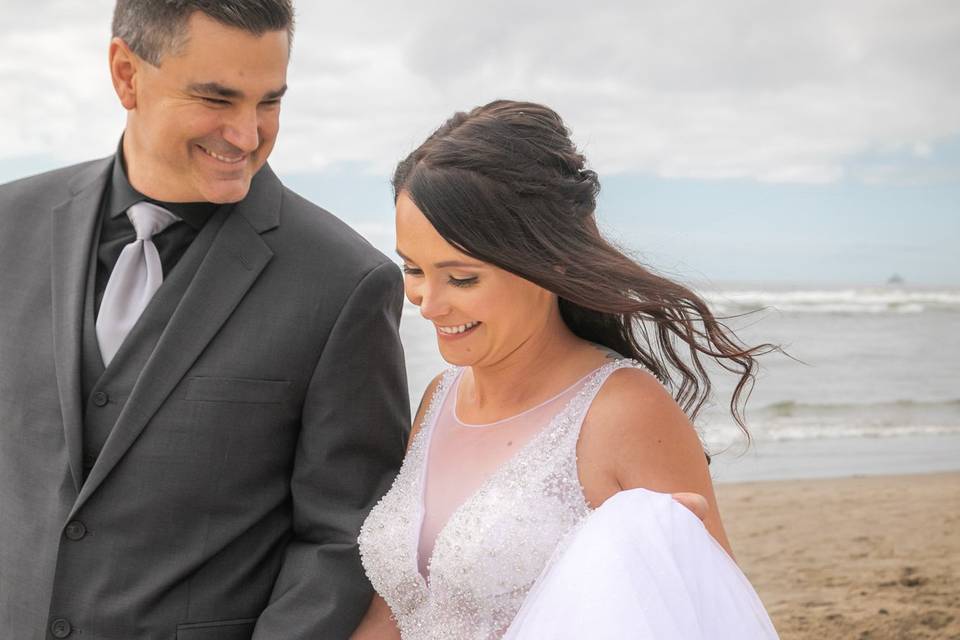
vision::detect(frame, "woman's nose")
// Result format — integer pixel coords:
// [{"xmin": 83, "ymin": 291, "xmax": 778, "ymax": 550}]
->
[{"xmin": 410, "ymin": 282, "xmax": 449, "ymax": 320}]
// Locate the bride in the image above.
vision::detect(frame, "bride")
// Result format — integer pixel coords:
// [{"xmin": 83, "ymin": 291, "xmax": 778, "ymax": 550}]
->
[{"xmin": 352, "ymin": 100, "xmax": 779, "ymax": 639}]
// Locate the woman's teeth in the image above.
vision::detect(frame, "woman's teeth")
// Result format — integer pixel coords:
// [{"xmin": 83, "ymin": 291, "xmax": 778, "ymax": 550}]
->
[{"xmin": 437, "ymin": 321, "xmax": 480, "ymax": 335}]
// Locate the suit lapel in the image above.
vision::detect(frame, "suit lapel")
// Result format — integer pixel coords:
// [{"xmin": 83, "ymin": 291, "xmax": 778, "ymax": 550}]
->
[
  {"xmin": 51, "ymin": 158, "xmax": 113, "ymax": 493},
  {"xmin": 71, "ymin": 166, "xmax": 281, "ymax": 513}
]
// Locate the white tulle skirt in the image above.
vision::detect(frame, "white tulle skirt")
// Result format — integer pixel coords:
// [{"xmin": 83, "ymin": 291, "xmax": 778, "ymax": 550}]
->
[{"xmin": 502, "ymin": 489, "xmax": 780, "ymax": 639}]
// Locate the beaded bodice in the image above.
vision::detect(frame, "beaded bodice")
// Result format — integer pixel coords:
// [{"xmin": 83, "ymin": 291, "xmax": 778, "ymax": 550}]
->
[{"xmin": 358, "ymin": 360, "xmax": 637, "ymax": 640}]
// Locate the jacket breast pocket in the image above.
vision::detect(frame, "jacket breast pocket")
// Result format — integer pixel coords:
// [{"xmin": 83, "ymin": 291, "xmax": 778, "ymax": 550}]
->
[
  {"xmin": 176, "ymin": 617, "xmax": 257, "ymax": 640},
  {"xmin": 185, "ymin": 377, "xmax": 291, "ymax": 405}
]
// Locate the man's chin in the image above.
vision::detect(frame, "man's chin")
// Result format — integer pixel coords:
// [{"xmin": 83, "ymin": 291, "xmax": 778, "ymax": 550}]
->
[{"xmin": 199, "ymin": 178, "xmax": 253, "ymax": 204}]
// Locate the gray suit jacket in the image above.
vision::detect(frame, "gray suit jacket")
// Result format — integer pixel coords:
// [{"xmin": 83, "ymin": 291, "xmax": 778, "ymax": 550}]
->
[{"xmin": 0, "ymin": 157, "xmax": 409, "ymax": 639}]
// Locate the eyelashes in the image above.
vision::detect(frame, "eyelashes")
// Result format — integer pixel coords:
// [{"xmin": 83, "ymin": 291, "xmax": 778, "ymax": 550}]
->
[
  {"xmin": 401, "ymin": 265, "xmax": 478, "ymax": 288},
  {"xmin": 448, "ymin": 276, "xmax": 478, "ymax": 287}
]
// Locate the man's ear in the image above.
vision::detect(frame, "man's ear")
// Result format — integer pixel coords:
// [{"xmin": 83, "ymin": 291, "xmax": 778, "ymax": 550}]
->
[{"xmin": 109, "ymin": 37, "xmax": 139, "ymax": 111}]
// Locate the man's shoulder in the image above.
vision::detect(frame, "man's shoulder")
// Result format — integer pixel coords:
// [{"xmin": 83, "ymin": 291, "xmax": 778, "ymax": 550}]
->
[
  {"xmin": 0, "ymin": 157, "xmax": 111, "ymax": 204},
  {"xmin": 274, "ymin": 184, "xmax": 393, "ymax": 271}
]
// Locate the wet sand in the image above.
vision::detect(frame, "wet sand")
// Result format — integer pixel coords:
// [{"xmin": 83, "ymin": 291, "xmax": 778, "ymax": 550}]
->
[{"xmin": 717, "ymin": 472, "xmax": 960, "ymax": 639}]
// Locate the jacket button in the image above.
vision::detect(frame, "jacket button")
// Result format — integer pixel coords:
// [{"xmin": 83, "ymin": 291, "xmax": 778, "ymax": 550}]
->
[
  {"xmin": 50, "ymin": 617, "xmax": 72, "ymax": 638},
  {"xmin": 65, "ymin": 521, "xmax": 87, "ymax": 541},
  {"xmin": 92, "ymin": 391, "xmax": 109, "ymax": 407}
]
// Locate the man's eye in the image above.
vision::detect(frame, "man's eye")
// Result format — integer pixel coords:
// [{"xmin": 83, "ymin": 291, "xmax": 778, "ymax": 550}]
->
[{"xmin": 201, "ymin": 97, "xmax": 229, "ymax": 105}]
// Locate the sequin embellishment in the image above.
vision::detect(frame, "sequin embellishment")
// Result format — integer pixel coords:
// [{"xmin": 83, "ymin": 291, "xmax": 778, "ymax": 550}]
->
[{"xmin": 358, "ymin": 360, "xmax": 644, "ymax": 639}]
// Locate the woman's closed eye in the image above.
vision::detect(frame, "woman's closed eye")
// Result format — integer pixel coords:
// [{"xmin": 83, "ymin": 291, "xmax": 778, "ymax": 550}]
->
[
  {"xmin": 448, "ymin": 275, "xmax": 478, "ymax": 287},
  {"xmin": 402, "ymin": 265, "xmax": 477, "ymax": 287}
]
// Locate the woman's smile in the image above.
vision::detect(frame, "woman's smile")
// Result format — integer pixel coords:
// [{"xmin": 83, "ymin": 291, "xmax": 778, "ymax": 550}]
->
[{"xmin": 435, "ymin": 321, "xmax": 482, "ymax": 339}]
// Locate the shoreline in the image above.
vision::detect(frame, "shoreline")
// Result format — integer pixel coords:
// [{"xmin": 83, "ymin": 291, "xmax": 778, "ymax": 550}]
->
[
  {"xmin": 717, "ymin": 471, "xmax": 960, "ymax": 639},
  {"xmin": 708, "ymin": 433, "xmax": 960, "ymax": 484}
]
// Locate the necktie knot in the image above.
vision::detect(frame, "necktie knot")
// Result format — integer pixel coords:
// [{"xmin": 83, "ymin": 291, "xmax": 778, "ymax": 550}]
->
[{"xmin": 127, "ymin": 202, "xmax": 179, "ymax": 241}]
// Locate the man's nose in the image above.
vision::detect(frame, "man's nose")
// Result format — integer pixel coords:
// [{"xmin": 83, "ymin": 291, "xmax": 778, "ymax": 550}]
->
[{"xmin": 221, "ymin": 107, "xmax": 260, "ymax": 153}]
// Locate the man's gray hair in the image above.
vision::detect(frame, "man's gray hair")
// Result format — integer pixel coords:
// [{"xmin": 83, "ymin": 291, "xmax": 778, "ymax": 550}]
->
[{"xmin": 112, "ymin": 0, "xmax": 295, "ymax": 66}]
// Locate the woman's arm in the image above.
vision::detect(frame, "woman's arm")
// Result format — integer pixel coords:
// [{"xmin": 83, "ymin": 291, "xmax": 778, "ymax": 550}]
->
[
  {"xmin": 350, "ymin": 593, "xmax": 401, "ymax": 640},
  {"xmin": 579, "ymin": 367, "xmax": 733, "ymax": 556}
]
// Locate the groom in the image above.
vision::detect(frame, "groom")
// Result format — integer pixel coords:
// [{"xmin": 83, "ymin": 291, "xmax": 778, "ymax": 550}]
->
[{"xmin": 0, "ymin": 2, "xmax": 408, "ymax": 638}]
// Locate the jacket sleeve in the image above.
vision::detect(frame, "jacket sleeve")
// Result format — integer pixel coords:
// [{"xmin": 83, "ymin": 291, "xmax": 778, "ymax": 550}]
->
[{"xmin": 252, "ymin": 260, "xmax": 410, "ymax": 639}]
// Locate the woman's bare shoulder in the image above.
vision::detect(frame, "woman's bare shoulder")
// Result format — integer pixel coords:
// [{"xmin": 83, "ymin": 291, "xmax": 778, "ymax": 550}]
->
[
  {"xmin": 580, "ymin": 363, "xmax": 730, "ymax": 552},
  {"xmin": 583, "ymin": 364, "xmax": 707, "ymax": 488},
  {"xmin": 589, "ymin": 365, "xmax": 683, "ymax": 429}
]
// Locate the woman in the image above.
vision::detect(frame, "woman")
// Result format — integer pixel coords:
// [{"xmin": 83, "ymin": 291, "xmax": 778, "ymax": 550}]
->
[{"xmin": 354, "ymin": 100, "xmax": 778, "ymax": 639}]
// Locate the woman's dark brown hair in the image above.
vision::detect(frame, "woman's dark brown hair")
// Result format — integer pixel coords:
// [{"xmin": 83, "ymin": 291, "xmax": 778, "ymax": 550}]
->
[{"xmin": 393, "ymin": 99, "xmax": 775, "ymax": 437}]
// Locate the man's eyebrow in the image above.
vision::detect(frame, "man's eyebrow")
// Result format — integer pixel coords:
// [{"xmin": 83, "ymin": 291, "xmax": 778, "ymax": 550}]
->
[
  {"xmin": 264, "ymin": 85, "xmax": 288, "ymax": 100},
  {"xmin": 187, "ymin": 82, "xmax": 242, "ymax": 98},
  {"xmin": 186, "ymin": 82, "xmax": 288, "ymax": 101}
]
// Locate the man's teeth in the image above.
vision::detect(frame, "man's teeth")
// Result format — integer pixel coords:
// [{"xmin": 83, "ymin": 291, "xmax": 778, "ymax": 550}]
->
[
  {"xmin": 437, "ymin": 321, "xmax": 480, "ymax": 335},
  {"xmin": 200, "ymin": 146, "xmax": 244, "ymax": 163}
]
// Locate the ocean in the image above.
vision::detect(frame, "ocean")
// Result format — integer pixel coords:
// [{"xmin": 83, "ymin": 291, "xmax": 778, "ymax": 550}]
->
[{"xmin": 398, "ymin": 284, "xmax": 960, "ymax": 483}]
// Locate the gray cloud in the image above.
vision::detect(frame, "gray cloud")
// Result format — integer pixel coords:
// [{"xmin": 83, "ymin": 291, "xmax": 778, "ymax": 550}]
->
[{"xmin": 1, "ymin": 0, "xmax": 958, "ymax": 183}]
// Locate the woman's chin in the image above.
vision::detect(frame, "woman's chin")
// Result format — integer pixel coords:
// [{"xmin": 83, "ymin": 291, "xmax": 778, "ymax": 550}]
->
[{"xmin": 436, "ymin": 345, "xmax": 477, "ymax": 367}]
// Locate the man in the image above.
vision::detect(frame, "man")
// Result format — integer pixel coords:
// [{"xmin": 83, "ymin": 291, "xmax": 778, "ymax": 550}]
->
[{"xmin": 0, "ymin": 2, "xmax": 409, "ymax": 638}]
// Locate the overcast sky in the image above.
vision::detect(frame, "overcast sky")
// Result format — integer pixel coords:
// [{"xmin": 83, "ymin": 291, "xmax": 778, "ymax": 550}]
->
[{"xmin": 2, "ymin": 0, "xmax": 958, "ymax": 285}]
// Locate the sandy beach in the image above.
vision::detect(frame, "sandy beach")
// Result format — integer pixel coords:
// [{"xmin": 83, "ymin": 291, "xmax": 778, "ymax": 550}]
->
[{"xmin": 718, "ymin": 472, "xmax": 960, "ymax": 639}]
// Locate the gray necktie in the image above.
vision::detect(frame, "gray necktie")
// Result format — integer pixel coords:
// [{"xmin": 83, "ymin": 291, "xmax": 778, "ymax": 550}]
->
[{"xmin": 96, "ymin": 201, "xmax": 180, "ymax": 366}]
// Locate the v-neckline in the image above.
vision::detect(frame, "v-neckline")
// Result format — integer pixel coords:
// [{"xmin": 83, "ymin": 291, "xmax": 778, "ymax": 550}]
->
[{"xmin": 411, "ymin": 360, "xmax": 627, "ymax": 589}]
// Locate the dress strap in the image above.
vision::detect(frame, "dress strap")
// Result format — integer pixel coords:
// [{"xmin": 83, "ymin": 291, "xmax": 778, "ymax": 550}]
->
[
  {"xmin": 411, "ymin": 367, "xmax": 462, "ymax": 448},
  {"xmin": 562, "ymin": 359, "xmax": 654, "ymax": 447}
]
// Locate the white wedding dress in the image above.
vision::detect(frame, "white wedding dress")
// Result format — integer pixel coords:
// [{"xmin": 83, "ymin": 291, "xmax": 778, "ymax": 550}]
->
[
  {"xmin": 502, "ymin": 488, "xmax": 779, "ymax": 638},
  {"xmin": 358, "ymin": 360, "xmax": 779, "ymax": 639}
]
